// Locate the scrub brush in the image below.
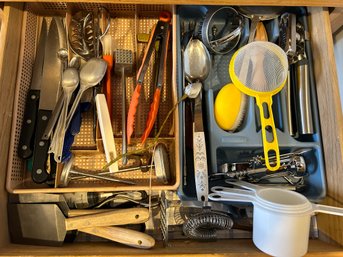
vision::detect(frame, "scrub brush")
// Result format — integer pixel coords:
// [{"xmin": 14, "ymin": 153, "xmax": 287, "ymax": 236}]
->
[
  {"xmin": 214, "ymin": 83, "xmax": 247, "ymax": 131},
  {"xmin": 101, "ymin": 34, "xmax": 114, "ymax": 120}
]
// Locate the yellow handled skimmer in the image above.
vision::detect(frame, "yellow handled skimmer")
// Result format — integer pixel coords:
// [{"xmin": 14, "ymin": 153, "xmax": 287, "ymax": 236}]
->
[{"xmin": 229, "ymin": 41, "xmax": 288, "ymax": 171}]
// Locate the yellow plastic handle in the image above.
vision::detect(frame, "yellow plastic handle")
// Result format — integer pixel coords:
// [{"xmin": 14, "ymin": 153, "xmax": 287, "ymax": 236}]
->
[{"xmin": 256, "ymin": 95, "xmax": 280, "ymax": 171}]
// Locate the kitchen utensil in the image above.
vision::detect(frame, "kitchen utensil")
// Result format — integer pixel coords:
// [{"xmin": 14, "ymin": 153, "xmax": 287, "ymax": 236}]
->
[
  {"xmin": 229, "ymin": 41, "xmax": 288, "ymax": 171},
  {"xmin": 60, "ymin": 142, "xmax": 170, "ymax": 183},
  {"xmin": 57, "ymin": 48, "xmax": 69, "ymax": 72},
  {"xmin": 279, "ymin": 13, "xmax": 297, "ymax": 136},
  {"xmin": 153, "ymin": 143, "xmax": 171, "ymax": 184},
  {"xmin": 8, "ymin": 203, "xmax": 149, "ymax": 246},
  {"xmin": 217, "ymin": 152, "xmax": 307, "ymax": 188},
  {"xmin": 18, "ymin": 18, "xmax": 47, "ymax": 159},
  {"xmin": 66, "ymin": 208, "xmax": 155, "ymax": 249},
  {"xmin": 42, "ymin": 55, "xmax": 82, "ymax": 142},
  {"xmin": 68, "ymin": 11, "xmax": 95, "ymax": 60},
  {"xmin": 31, "ymin": 17, "xmax": 66, "ymax": 184},
  {"xmin": 183, "ymin": 38, "xmax": 211, "ymax": 202},
  {"xmin": 69, "ymin": 56, "xmax": 81, "ymax": 69},
  {"xmin": 237, "ymin": 6, "xmax": 284, "ymax": 43},
  {"xmin": 209, "ymin": 180, "xmax": 343, "ymax": 257},
  {"xmin": 201, "ymin": 6, "xmax": 243, "ymax": 54},
  {"xmin": 93, "ymin": 7, "xmax": 111, "ymax": 143},
  {"xmin": 295, "ymin": 22, "xmax": 314, "ymax": 135},
  {"xmin": 65, "ymin": 58, "xmax": 107, "ymax": 130},
  {"xmin": 8, "ymin": 193, "xmax": 154, "ymax": 248},
  {"xmin": 59, "ymin": 154, "xmax": 135, "ymax": 187},
  {"xmin": 254, "ymin": 21, "xmax": 268, "ymax": 41},
  {"xmin": 78, "ymin": 227, "xmax": 155, "ymax": 249},
  {"xmin": 183, "ymin": 39, "xmax": 211, "ymax": 82},
  {"xmin": 214, "ymin": 83, "xmax": 246, "ymax": 131},
  {"xmin": 114, "ymin": 49, "xmax": 134, "ymax": 165},
  {"xmin": 42, "ymin": 53, "xmax": 80, "ymax": 142},
  {"xmin": 95, "ymin": 93, "xmax": 119, "ymax": 173},
  {"xmin": 62, "ymin": 162, "xmax": 154, "ymax": 182},
  {"xmin": 49, "ymin": 68, "xmax": 79, "ymax": 162},
  {"xmin": 101, "ymin": 34, "xmax": 113, "ymax": 120},
  {"xmin": 127, "ymin": 11, "xmax": 171, "ymax": 144},
  {"xmin": 41, "ymin": 95, "xmax": 63, "ymax": 140},
  {"xmin": 8, "ymin": 193, "xmax": 70, "ymax": 216},
  {"xmin": 279, "ymin": 13, "xmax": 297, "ymax": 57},
  {"xmin": 94, "ymin": 6, "xmax": 111, "ymax": 57},
  {"xmin": 182, "ymin": 209, "xmax": 234, "ymax": 240}
]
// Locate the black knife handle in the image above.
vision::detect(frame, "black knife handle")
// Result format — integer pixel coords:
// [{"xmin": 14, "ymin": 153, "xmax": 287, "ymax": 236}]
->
[
  {"xmin": 32, "ymin": 109, "xmax": 53, "ymax": 183},
  {"xmin": 18, "ymin": 89, "xmax": 40, "ymax": 159}
]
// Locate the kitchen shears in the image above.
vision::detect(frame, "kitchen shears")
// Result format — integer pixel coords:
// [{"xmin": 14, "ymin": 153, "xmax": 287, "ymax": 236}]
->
[{"xmin": 127, "ymin": 11, "xmax": 171, "ymax": 144}]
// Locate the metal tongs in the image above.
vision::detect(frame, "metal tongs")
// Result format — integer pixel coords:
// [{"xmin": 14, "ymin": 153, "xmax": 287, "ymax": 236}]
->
[{"xmin": 127, "ymin": 11, "xmax": 171, "ymax": 144}]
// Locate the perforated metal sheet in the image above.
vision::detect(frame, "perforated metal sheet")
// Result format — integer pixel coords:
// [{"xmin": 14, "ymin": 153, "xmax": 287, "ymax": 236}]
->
[{"xmin": 7, "ymin": 3, "xmax": 177, "ymax": 192}]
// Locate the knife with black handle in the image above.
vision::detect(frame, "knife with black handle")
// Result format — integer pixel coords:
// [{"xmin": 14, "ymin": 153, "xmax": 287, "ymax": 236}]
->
[
  {"xmin": 32, "ymin": 17, "xmax": 66, "ymax": 183},
  {"xmin": 18, "ymin": 19, "xmax": 47, "ymax": 159}
]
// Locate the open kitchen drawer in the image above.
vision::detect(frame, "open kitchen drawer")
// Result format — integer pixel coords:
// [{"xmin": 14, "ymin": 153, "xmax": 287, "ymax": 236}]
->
[{"xmin": 1, "ymin": 1, "xmax": 343, "ymax": 256}]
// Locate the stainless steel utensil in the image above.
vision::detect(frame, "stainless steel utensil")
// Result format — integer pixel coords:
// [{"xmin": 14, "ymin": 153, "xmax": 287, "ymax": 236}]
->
[
  {"xmin": 114, "ymin": 49, "xmax": 134, "ymax": 165},
  {"xmin": 31, "ymin": 17, "xmax": 66, "ymax": 184},
  {"xmin": 218, "ymin": 153, "xmax": 307, "ymax": 188},
  {"xmin": 18, "ymin": 18, "xmax": 47, "ymax": 159},
  {"xmin": 49, "ymin": 68, "xmax": 79, "ymax": 162},
  {"xmin": 65, "ymin": 58, "xmax": 107, "ymax": 130},
  {"xmin": 59, "ymin": 155, "xmax": 135, "ymax": 187},
  {"xmin": 68, "ymin": 11, "xmax": 95, "ymax": 60},
  {"xmin": 42, "ymin": 57, "xmax": 81, "ymax": 141},
  {"xmin": 60, "ymin": 143, "xmax": 169, "ymax": 184},
  {"xmin": 295, "ymin": 22, "xmax": 313, "ymax": 135},
  {"xmin": 183, "ymin": 38, "xmax": 211, "ymax": 202},
  {"xmin": 201, "ymin": 7, "xmax": 243, "ymax": 54}
]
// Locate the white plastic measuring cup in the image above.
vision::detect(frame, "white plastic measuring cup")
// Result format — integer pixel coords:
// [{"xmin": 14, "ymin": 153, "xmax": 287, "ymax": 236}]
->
[{"xmin": 209, "ymin": 181, "xmax": 343, "ymax": 257}]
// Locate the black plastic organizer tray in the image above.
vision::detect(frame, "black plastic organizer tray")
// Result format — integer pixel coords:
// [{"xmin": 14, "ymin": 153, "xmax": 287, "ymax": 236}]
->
[{"xmin": 176, "ymin": 6, "xmax": 326, "ymax": 202}]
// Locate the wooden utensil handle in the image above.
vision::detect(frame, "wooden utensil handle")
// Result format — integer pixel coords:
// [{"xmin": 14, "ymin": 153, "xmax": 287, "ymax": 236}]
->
[
  {"xmin": 67, "ymin": 209, "xmax": 111, "ymax": 217},
  {"xmin": 79, "ymin": 226, "xmax": 155, "ymax": 249},
  {"xmin": 65, "ymin": 208, "xmax": 149, "ymax": 231}
]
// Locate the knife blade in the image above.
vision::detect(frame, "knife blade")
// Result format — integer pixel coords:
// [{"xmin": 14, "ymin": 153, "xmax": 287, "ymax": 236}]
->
[
  {"xmin": 32, "ymin": 17, "xmax": 66, "ymax": 184},
  {"xmin": 18, "ymin": 19, "xmax": 47, "ymax": 159}
]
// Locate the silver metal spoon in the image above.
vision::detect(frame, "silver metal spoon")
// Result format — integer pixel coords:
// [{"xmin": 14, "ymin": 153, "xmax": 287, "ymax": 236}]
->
[
  {"xmin": 65, "ymin": 58, "xmax": 107, "ymax": 130},
  {"xmin": 49, "ymin": 68, "xmax": 79, "ymax": 162},
  {"xmin": 183, "ymin": 38, "xmax": 211, "ymax": 83}
]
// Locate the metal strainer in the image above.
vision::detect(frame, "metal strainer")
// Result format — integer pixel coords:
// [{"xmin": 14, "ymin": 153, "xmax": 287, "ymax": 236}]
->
[{"xmin": 229, "ymin": 41, "xmax": 288, "ymax": 171}]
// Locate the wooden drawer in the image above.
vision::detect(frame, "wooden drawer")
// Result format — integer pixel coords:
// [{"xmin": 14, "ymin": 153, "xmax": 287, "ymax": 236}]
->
[{"xmin": 0, "ymin": 2, "xmax": 343, "ymax": 256}]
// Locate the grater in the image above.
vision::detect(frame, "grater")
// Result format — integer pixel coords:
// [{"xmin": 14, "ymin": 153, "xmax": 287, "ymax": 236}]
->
[{"xmin": 114, "ymin": 49, "xmax": 133, "ymax": 165}]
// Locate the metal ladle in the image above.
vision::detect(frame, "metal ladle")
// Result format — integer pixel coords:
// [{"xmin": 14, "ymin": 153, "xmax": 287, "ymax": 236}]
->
[
  {"xmin": 183, "ymin": 38, "xmax": 211, "ymax": 202},
  {"xmin": 65, "ymin": 58, "xmax": 107, "ymax": 130}
]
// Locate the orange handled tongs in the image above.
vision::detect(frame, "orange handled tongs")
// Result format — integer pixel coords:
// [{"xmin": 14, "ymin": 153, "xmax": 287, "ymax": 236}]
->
[{"xmin": 127, "ymin": 11, "xmax": 171, "ymax": 144}]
